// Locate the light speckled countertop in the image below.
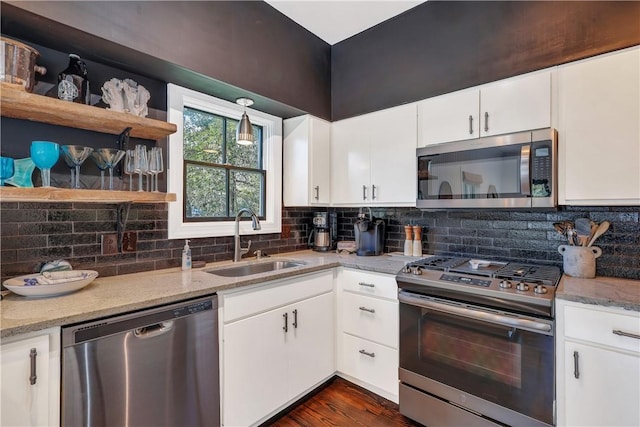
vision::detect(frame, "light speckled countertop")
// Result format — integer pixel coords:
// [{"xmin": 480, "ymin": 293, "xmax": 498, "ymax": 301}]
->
[
  {"xmin": 4, "ymin": 250, "xmax": 638, "ymax": 338},
  {"xmin": 0, "ymin": 250, "xmax": 411, "ymax": 338},
  {"xmin": 556, "ymin": 275, "xmax": 640, "ymax": 312}
]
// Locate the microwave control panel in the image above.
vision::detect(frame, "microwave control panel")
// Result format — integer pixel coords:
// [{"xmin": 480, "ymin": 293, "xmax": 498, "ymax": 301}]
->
[{"xmin": 531, "ymin": 141, "xmax": 553, "ymax": 197}]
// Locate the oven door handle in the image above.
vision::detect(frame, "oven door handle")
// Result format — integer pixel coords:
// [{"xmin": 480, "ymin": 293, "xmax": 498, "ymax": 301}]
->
[{"xmin": 399, "ymin": 291, "xmax": 552, "ymax": 333}]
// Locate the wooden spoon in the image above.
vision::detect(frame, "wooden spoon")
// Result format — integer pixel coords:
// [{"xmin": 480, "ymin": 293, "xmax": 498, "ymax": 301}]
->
[{"xmin": 587, "ymin": 221, "xmax": 610, "ymax": 247}]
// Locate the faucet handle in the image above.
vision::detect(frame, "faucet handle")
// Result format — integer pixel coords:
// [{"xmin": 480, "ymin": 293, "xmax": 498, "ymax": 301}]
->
[
  {"xmin": 241, "ymin": 239, "xmax": 252, "ymax": 255},
  {"xmin": 254, "ymin": 250, "xmax": 269, "ymax": 260}
]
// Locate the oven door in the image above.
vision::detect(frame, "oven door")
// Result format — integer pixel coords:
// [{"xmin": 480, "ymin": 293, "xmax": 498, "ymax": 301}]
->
[{"xmin": 399, "ymin": 290, "xmax": 554, "ymax": 427}]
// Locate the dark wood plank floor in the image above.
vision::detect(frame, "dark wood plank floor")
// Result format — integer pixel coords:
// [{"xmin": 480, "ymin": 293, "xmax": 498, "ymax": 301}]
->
[{"xmin": 263, "ymin": 377, "xmax": 423, "ymax": 427}]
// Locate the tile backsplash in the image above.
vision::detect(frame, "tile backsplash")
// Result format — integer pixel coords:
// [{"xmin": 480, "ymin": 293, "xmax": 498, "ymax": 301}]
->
[{"xmin": 1, "ymin": 203, "xmax": 638, "ymax": 281}]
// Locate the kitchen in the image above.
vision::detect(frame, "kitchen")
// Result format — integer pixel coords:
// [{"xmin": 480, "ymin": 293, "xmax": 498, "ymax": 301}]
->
[{"xmin": 1, "ymin": 1, "xmax": 639, "ymax": 426}]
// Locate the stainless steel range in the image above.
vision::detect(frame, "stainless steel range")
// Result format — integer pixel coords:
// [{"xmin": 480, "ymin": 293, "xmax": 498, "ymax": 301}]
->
[{"xmin": 396, "ymin": 256, "xmax": 561, "ymax": 427}]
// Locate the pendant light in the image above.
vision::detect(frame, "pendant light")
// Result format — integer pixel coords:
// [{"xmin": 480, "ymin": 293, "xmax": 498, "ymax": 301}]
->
[{"xmin": 235, "ymin": 97, "xmax": 254, "ymax": 146}]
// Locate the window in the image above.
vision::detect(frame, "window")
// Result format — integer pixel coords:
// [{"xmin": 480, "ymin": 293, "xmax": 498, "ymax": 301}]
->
[{"xmin": 167, "ymin": 84, "xmax": 282, "ymax": 239}]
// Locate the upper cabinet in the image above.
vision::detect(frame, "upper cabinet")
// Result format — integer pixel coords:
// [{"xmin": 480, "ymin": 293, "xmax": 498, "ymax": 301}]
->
[
  {"xmin": 331, "ymin": 103, "xmax": 417, "ymax": 207},
  {"xmin": 283, "ymin": 115, "xmax": 331, "ymax": 207},
  {"xmin": 418, "ymin": 70, "xmax": 552, "ymax": 146},
  {"xmin": 557, "ymin": 46, "xmax": 640, "ymax": 205}
]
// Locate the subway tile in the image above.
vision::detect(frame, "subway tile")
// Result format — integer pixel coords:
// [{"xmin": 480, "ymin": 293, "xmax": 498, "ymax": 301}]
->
[
  {"xmin": 73, "ymin": 221, "xmax": 117, "ymax": 233},
  {"xmin": 2, "ymin": 209, "xmax": 47, "ymax": 223},
  {"xmin": 48, "ymin": 210, "xmax": 96, "ymax": 222},
  {"xmin": 49, "ymin": 233, "xmax": 97, "ymax": 247},
  {"xmin": 0, "ymin": 235, "xmax": 47, "ymax": 250},
  {"xmin": 118, "ymin": 262, "xmax": 156, "ymax": 275}
]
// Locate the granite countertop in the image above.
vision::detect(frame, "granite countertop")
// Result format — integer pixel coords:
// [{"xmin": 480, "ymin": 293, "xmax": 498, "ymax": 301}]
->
[
  {"xmin": 0, "ymin": 250, "xmax": 411, "ymax": 338},
  {"xmin": 556, "ymin": 275, "xmax": 640, "ymax": 312}
]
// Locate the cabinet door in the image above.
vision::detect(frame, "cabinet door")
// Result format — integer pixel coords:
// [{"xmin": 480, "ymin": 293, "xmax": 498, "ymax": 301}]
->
[
  {"xmin": 368, "ymin": 103, "xmax": 418, "ymax": 206},
  {"xmin": 558, "ymin": 47, "xmax": 640, "ymax": 205},
  {"xmin": 418, "ymin": 88, "xmax": 480, "ymax": 145},
  {"xmin": 1, "ymin": 334, "xmax": 50, "ymax": 427},
  {"xmin": 287, "ymin": 292, "xmax": 335, "ymax": 400},
  {"xmin": 563, "ymin": 341, "xmax": 640, "ymax": 426},
  {"xmin": 480, "ymin": 70, "xmax": 551, "ymax": 137},
  {"xmin": 222, "ymin": 306, "xmax": 290, "ymax": 427},
  {"xmin": 309, "ymin": 117, "xmax": 331, "ymax": 205},
  {"xmin": 283, "ymin": 115, "xmax": 331, "ymax": 206},
  {"xmin": 331, "ymin": 115, "xmax": 371, "ymax": 204}
]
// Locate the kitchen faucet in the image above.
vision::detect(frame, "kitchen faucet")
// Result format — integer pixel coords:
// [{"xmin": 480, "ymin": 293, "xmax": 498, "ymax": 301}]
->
[{"xmin": 234, "ymin": 208, "xmax": 261, "ymax": 262}]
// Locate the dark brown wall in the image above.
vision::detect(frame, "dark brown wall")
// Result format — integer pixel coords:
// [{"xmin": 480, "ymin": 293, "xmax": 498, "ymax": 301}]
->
[
  {"xmin": 1, "ymin": 1, "xmax": 332, "ymax": 120},
  {"xmin": 332, "ymin": 1, "xmax": 640, "ymax": 120}
]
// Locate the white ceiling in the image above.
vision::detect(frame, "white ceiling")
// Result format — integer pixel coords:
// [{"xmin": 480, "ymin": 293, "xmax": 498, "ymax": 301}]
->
[{"xmin": 265, "ymin": 1, "xmax": 426, "ymax": 45}]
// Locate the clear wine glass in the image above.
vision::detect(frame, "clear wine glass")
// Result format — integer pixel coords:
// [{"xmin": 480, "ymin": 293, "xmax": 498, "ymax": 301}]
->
[
  {"xmin": 30, "ymin": 141, "xmax": 60, "ymax": 187},
  {"xmin": 134, "ymin": 145, "xmax": 148, "ymax": 192},
  {"xmin": 93, "ymin": 149, "xmax": 125, "ymax": 190},
  {"xmin": 0, "ymin": 156, "xmax": 15, "ymax": 186},
  {"xmin": 124, "ymin": 149, "xmax": 136, "ymax": 191},
  {"xmin": 149, "ymin": 147, "xmax": 164, "ymax": 193},
  {"xmin": 90, "ymin": 151, "xmax": 109, "ymax": 189},
  {"xmin": 60, "ymin": 145, "xmax": 93, "ymax": 189}
]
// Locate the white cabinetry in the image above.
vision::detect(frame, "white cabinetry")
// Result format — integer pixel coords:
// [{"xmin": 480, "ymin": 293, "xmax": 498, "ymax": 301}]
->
[
  {"xmin": 0, "ymin": 327, "xmax": 60, "ymax": 427},
  {"xmin": 331, "ymin": 103, "xmax": 417, "ymax": 206},
  {"xmin": 283, "ymin": 115, "xmax": 331, "ymax": 206},
  {"xmin": 556, "ymin": 299, "xmax": 640, "ymax": 426},
  {"xmin": 220, "ymin": 271, "xmax": 335, "ymax": 427},
  {"xmin": 558, "ymin": 46, "xmax": 640, "ymax": 205},
  {"xmin": 336, "ymin": 269, "xmax": 399, "ymax": 402},
  {"xmin": 418, "ymin": 70, "xmax": 552, "ymax": 146}
]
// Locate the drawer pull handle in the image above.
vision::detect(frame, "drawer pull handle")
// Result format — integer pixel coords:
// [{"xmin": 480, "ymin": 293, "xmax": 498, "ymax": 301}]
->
[
  {"xmin": 469, "ymin": 115, "xmax": 473, "ymax": 134},
  {"xmin": 283, "ymin": 312, "xmax": 288, "ymax": 333},
  {"xmin": 359, "ymin": 349, "xmax": 375, "ymax": 358},
  {"xmin": 359, "ymin": 306, "xmax": 375, "ymax": 314},
  {"xmin": 292, "ymin": 309, "xmax": 298, "ymax": 329},
  {"xmin": 573, "ymin": 350, "xmax": 580, "ymax": 379},
  {"xmin": 612, "ymin": 329, "xmax": 640, "ymax": 340},
  {"xmin": 29, "ymin": 348, "xmax": 38, "ymax": 385},
  {"xmin": 314, "ymin": 186, "xmax": 320, "ymax": 200},
  {"xmin": 358, "ymin": 282, "xmax": 375, "ymax": 288}
]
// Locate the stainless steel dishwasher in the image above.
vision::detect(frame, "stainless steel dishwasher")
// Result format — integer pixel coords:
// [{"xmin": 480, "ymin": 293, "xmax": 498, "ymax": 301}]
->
[{"xmin": 62, "ymin": 295, "xmax": 219, "ymax": 427}]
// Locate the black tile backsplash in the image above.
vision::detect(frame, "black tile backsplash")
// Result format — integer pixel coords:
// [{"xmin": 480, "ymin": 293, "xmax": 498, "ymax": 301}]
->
[{"xmin": 1, "ymin": 203, "xmax": 638, "ymax": 281}]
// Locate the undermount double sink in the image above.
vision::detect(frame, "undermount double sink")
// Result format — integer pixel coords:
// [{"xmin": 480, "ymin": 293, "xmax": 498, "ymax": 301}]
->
[{"xmin": 205, "ymin": 260, "xmax": 306, "ymax": 277}]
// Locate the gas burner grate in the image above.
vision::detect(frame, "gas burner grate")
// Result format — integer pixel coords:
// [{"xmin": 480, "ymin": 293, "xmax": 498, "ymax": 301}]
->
[
  {"xmin": 415, "ymin": 256, "xmax": 468, "ymax": 271},
  {"xmin": 495, "ymin": 263, "xmax": 561, "ymax": 286}
]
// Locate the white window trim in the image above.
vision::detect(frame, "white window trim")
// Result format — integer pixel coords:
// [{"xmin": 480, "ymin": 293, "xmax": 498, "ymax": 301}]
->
[{"xmin": 167, "ymin": 83, "xmax": 282, "ymax": 239}]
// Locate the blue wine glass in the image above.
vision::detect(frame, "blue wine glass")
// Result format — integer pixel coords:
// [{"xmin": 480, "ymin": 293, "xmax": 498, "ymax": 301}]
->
[
  {"xmin": 30, "ymin": 141, "xmax": 60, "ymax": 187},
  {"xmin": 0, "ymin": 156, "xmax": 15, "ymax": 186}
]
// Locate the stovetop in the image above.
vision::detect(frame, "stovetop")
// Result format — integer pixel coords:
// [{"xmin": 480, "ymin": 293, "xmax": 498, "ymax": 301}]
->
[{"xmin": 396, "ymin": 256, "xmax": 562, "ymax": 318}]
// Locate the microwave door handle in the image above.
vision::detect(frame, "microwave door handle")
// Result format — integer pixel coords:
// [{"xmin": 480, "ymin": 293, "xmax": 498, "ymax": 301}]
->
[{"xmin": 520, "ymin": 145, "xmax": 531, "ymax": 196}]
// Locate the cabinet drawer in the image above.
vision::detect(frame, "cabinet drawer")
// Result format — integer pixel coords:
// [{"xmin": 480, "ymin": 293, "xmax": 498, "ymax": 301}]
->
[
  {"xmin": 340, "ymin": 333, "xmax": 398, "ymax": 397},
  {"xmin": 342, "ymin": 292, "xmax": 398, "ymax": 348},
  {"xmin": 563, "ymin": 303, "xmax": 640, "ymax": 353},
  {"xmin": 340, "ymin": 269, "xmax": 397, "ymax": 300},
  {"xmin": 222, "ymin": 270, "xmax": 333, "ymax": 323}
]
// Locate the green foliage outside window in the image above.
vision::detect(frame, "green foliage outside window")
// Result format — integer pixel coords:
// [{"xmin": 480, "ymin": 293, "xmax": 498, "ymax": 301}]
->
[{"xmin": 183, "ymin": 107, "xmax": 264, "ymax": 220}]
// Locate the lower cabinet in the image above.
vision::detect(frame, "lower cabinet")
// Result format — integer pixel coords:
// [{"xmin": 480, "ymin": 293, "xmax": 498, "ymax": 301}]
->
[
  {"xmin": 0, "ymin": 327, "xmax": 60, "ymax": 427},
  {"xmin": 556, "ymin": 299, "xmax": 640, "ymax": 426},
  {"xmin": 220, "ymin": 271, "xmax": 335, "ymax": 427},
  {"xmin": 336, "ymin": 268, "xmax": 399, "ymax": 403}
]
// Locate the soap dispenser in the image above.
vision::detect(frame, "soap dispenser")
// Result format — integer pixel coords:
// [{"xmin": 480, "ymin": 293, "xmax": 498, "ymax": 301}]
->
[{"xmin": 181, "ymin": 240, "xmax": 192, "ymax": 270}]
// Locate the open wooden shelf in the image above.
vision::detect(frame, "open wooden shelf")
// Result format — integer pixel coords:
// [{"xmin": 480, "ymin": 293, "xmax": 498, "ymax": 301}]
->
[
  {"xmin": 0, "ymin": 187, "xmax": 176, "ymax": 203},
  {"xmin": 0, "ymin": 82, "xmax": 177, "ymax": 140}
]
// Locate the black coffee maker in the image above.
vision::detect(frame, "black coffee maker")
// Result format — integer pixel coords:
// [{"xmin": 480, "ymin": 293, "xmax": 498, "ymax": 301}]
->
[{"xmin": 354, "ymin": 207, "xmax": 385, "ymax": 256}]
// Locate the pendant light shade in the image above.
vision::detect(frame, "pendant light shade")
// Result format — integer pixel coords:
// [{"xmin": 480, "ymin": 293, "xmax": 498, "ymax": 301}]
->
[{"xmin": 235, "ymin": 97, "xmax": 254, "ymax": 146}]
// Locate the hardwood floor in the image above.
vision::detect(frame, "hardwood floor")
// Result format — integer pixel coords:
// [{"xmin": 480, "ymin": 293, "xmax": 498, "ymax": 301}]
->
[{"xmin": 263, "ymin": 377, "xmax": 423, "ymax": 427}]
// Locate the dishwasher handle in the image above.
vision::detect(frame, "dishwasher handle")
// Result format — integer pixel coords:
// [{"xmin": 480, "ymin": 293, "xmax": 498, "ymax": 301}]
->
[{"xmin": 134, "ymin": 321, "xmax": 174, "ymax": 339}]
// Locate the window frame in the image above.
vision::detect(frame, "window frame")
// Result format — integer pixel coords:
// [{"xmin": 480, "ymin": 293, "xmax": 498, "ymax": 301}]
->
[{"xmin": 167, "ymin": 83, "xmax": 282, "ymax": 239}]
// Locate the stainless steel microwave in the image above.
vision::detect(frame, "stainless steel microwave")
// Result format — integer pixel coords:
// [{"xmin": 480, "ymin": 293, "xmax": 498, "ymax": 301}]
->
[{"xmin": 417, "ymin": 128, "xmax": 557, "ymax": 209}]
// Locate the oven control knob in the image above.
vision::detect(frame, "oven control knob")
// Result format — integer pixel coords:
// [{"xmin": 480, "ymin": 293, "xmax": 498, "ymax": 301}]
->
[
  {"xmin": 534, "ymin": 284, "xmax": 548, "ymax": 294},
  {"xmin": 411, "ymin": 266, "xmax": 422, "ymax": 275},
  {"xmin": 499, "ymin": 280, "xmax": 512, "ymax": 289},
  {"xmin": 402, "ymin": 265, "xmax": 412, "ymax": 274},
  {"xmin": 516, "ymin": 281, "xmax": 529, "ymax": 291}
]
